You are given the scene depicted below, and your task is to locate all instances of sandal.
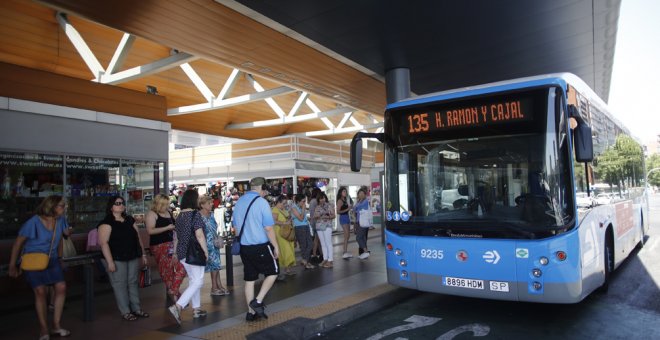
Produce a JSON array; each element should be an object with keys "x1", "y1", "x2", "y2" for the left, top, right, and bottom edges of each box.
[
  {"x1": 122, "y1": 313, "x2": 137, "y2": 321},
  {"x1": 51, "y1": 328, "x2": 71, "y2": 337},
  {"x1": 133, "y1": 310, "x2": 150, "y2": 318}
]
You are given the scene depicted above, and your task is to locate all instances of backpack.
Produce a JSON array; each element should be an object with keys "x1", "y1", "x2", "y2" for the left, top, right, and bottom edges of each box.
[{"x1": 86, "y1": 228, "x2": 100, "y2": 252}]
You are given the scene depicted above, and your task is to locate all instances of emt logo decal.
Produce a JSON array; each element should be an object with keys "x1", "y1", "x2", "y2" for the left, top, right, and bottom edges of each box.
[{"x1": 515, "y1": 248, "x2": 529, "y2": 258}]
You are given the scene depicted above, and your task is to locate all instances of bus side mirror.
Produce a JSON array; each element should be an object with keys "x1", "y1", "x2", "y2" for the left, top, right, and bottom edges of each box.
[
  {"x1": 568, "y1": 104, "x2": 593, "y2": 163},
  {"x1": 350, "y1": 134, "x2": 363, "y2": 172},
  {"x1": 574, "y1": 123, "x2": 593, "y2": 162},
  {"x1": 350, "y1": 132, "x2": 385, "y2": 172}
]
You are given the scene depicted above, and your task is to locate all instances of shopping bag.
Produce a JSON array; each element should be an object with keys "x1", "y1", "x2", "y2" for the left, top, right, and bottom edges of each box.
[
  {"x1": 62, "y1": 237, "x2": 77, "y2": 258},
  {"x1": 139, "y1": 266, "x2": 151, "y2": 288},
  {"x1": 359, "y1": 208, "x2": 373, "y2": 227}
]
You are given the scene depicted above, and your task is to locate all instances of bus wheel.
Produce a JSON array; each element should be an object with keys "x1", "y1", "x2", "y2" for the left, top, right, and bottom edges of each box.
[
  {"x1": 597, "y1": 231, "x2": 614, "y2": 293},
  {"x1": 636, "y1": 214, "x2": 645, "y2": 249}
]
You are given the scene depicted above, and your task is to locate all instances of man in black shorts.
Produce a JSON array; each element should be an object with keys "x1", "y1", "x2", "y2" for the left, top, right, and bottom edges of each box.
[{"x1": 232, "y1": 177, "x2": 280, "y2": 321}]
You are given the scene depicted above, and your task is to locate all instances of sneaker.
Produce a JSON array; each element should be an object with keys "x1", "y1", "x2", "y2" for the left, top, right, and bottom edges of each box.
[
  {"x1": 192, "y1": 309, "x2": 207, "y2": 318},
  {"x1": 359, "y1": 252, "x2": 370, "y2": 260},
  {"x1": 168, "y1": 305, "x2": 181, "y2": 325},
  {"x1": 245, "y1": 311, "x2": 260, "y2": 322},
  {"x1": 249, "y1": 299, "x2": 268, "y2": 319},
  {"x1": 276, "y1": 273, "x2": 286, "y2": 281},
  {"x1": 342, "y1": 252, "x2": 353, "y2": 259}
]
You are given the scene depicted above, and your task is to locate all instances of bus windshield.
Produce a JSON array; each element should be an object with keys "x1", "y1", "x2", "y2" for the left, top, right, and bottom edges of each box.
[{"x1": 384, "y1": 87, "x2": 574, "y2": 239}]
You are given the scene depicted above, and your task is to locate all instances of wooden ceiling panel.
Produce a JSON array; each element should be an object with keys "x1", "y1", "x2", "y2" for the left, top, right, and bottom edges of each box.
[{"x1": 1, "y1": 0, "x2": 383, "y2": 142}]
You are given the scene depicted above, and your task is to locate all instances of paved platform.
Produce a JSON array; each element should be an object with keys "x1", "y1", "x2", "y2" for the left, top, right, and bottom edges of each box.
[{"x1": 1, "y1": 228, "x2": 410, "y2": 339}]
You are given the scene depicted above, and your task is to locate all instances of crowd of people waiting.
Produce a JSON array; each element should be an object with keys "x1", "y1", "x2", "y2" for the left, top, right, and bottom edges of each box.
[{"x1": 7, "y1": 178, "x2": 374, "y2": 338}]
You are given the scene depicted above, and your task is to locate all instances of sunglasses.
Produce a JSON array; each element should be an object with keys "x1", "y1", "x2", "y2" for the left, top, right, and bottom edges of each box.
[{"x1": 113, "y1": 201, "x2": 125, "y2": 206}]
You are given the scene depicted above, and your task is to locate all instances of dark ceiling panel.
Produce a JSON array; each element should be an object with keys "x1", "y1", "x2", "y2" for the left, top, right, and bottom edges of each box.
[{"x1": 235, "y1": 0, "x2": 619, "y2": 101}]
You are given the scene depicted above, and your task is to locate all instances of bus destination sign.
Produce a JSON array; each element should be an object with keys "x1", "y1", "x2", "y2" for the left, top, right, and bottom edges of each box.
[{"x1": 402, "y1": 97, "x2": 533, "y2": 135}]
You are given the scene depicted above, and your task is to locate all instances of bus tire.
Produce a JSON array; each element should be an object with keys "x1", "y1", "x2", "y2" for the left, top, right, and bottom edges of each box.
[
  {"x1": 636, "y1": 213, "x2": 645, "y2": 249},
  {"x1": 597, "y1": 229, "x2": 614, "y2": 293}
]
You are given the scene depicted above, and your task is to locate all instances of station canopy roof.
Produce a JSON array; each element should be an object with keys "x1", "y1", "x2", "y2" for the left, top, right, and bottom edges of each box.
[{"x1": 1, "y1": 0, "x2": 620, "y2": 141}]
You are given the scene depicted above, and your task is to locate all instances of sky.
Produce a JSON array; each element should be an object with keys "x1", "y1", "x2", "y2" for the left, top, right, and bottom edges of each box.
[{"x1": 608, "y1": 0, "x2": 660, "y2": 143}]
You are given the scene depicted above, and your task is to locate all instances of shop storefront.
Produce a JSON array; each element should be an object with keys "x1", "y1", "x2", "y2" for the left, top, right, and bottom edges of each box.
[
  {"x1": 168, "y1": 136, "x2": 377, "y2": 232},
  {"x1": 0, "y1": 102, "x2": 169, "y2": 243}
]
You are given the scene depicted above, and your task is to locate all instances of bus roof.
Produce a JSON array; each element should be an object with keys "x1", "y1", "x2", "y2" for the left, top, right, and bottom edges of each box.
[
  {"x1": 388, "y1": 73, "x2": 586, "y2": 109},
  {"x1": 387, "y1": 73, "x2": 635, "y2": 141}
]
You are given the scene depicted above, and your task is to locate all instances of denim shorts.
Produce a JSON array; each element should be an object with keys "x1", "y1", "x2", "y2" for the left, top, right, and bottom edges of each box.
[
  {"x1": 339, "y1": 214, "x2": 350, "y2": 225},
  {"x1": 23, "y1": 257, "x2": 65, "y2": 288}
]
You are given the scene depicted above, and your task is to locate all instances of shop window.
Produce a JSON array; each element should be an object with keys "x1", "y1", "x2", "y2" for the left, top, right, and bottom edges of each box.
[
  {"x1": 121, "y1": 159, "x2": 160, "y2": 224},
  {"x1": 65, "y1": 156, "x2": 120, "y2": 234},
  {"x1": 0, "y1": 151, "x2": 63, "y2": 239}
]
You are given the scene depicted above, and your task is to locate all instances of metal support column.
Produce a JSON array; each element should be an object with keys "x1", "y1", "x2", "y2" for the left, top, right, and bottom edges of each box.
[
  {"x1": 385, "y1": 68, "x2": 411, "y2": 104},
  {"x1": 82, "y1": 263, "x2": 94, "y2": 321},
  {"x1": 225, "y1": 244, "x2": 234, "y2": 286}
]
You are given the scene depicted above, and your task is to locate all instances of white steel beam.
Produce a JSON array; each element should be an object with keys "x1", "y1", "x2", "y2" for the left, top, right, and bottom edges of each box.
[
  {"x1": 292, "y1": 122, "x2": 384, "y2": 137},
  {"x1": 246, "y1": 74, "x2": 286, "y2": 118},
  {"x1": 287, "y1": 92, "x2": 309, "y2": 118},
  {"x1": 99, "y1": 52, "x2": 197, "y2": 85},
  {"x1": 306, "y1": 99, "x2": 335, "y2": 129},
  {"x1": 218, "y1": 69, "x2": 241, "y2": 100},
  {"x1": 180, "y1": 63, "x2": 215, "y2": 102},
  {"x1": 336, "y1": 111, "x2": 354, "y2": 129},
  {"x1": 106, "y1": 33, "x2": 135, "y2": 74},
  {"x1": 225, "y1": 106, "x2": 353, "y2": 130},
  {"x1": 55, "y1": 12, "x2": 105, "y2": 79},
  {"x1": 167, "y1": 86, "x2": 296, "y2": 116}
]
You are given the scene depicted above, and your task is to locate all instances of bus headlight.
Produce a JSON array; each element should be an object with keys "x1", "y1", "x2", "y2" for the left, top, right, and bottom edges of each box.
[
  {"x1": 532, "y1": 268, "x2": 542, "y2": 277},
  {"x1": 400, "y1": 259, "x2": 407, "y2": 267},
  {"x1": 401, "y1": 270, "x2": 408, "y2": 278},
  {"x1": 539, "y1": 257, "x2": 549, "y2": 266},
  {"x1": 395, "y1": 249, "x2": 402, "y2": 256},
  {"x1": 532, "y1": 282, "x2": 542, "y2": 290}
]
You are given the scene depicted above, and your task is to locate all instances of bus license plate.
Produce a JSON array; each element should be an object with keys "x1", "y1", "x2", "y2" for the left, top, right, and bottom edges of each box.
[
  {"x1": 489, "y1": 281, "x2": 509, "y2": 292},
  {"x1": 443, "y1": 276, "x2": 484, "y2": 290}
]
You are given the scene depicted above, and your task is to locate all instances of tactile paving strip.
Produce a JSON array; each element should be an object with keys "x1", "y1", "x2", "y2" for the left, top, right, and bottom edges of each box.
[{"x1": 200, "y1": 283, "x2": 396, "y2": 339}]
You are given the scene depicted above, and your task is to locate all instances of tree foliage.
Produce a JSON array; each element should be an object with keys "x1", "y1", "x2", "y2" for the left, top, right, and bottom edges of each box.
[
  {"x1": 593, "y1": 134, "x2": 644, "y2": 189},
  {"x1": 647, "y1": 153, "x2": 660, "y2": 187}
]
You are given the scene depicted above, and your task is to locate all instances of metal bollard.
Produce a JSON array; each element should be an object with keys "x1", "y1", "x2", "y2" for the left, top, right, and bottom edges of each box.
[
  {"x1": 225, "y1": 239, "x2": 234, "y2": 286},
  {"x1": 83, "y1": 262, "x2": 94, "y2": 321}
]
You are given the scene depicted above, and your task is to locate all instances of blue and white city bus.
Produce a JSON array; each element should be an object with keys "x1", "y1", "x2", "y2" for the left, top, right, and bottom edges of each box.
[{"x1": 351, "y1": 74, "x2": 648, "y2": 303}]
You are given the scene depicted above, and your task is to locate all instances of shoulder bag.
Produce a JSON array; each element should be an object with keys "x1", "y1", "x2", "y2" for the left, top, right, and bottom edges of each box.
[
  {"x1": 185, "y1": 211, "x2": 207, "y2": 266},
  {"x1": 276, "y1": 208, "x2": 296, "y2": 242},
  {"x1": 21, "y1": 220, "x2": 58, "y2": 271},
  {"x1": 231, "y1": 196, "x2": 259, "y2": 255}
]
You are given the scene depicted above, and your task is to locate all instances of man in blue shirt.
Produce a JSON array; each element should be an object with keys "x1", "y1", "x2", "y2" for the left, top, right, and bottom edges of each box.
[{"x1": 232, "y1": 177, "x2": 279, "y2": 321}]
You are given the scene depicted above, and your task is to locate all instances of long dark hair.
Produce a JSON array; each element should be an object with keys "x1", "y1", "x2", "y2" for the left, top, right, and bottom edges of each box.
[
  {"x1": 337, "y1": 186, "x2": 353, "y2": 204},
  {"x1": 311, "y1": 188, "x2": 322, "y2": 200},
  {"x1": 105, "y1": 195, "x2": 127, "y2": 219},
  {"x1": 180, "y1": 189, "x2": 199, "y2": 210}
]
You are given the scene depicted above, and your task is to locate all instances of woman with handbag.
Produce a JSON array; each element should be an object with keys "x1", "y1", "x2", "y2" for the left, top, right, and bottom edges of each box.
[
  {"x1": 272, "y1": 195, "x2": 296, "y2": 279},
  {"x1": 98, "y1": 196, "x2": 150, "y2": 321},
  {"x1": 8, "y1": 195, "x2": 70, "y2": 340},
  {"x1": 314, "y1": 193, "x2": 336, "y2": 268},
  {"x1": 168, "y1": 189, "x2": 209, "y2": 324},
  {"x1": 353, "y1": 187, "x2": 372, "y2": 259},
  {"x1": 145, "y1": 194, "x2": 187, "y2": 303},
  {"x1": 198, "y1": 194, "x2": 229, "y2": 296}
]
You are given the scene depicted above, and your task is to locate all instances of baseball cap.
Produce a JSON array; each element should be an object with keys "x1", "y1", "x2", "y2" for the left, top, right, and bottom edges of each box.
[{"x1": 249, "y1": 177, "x2": 266, "y2": 187}]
